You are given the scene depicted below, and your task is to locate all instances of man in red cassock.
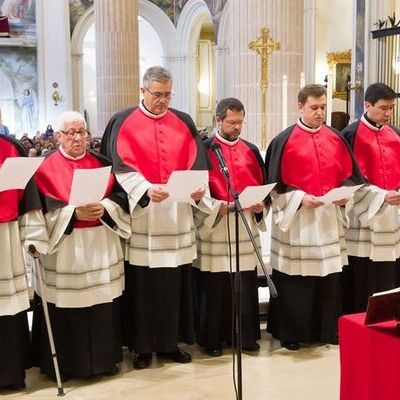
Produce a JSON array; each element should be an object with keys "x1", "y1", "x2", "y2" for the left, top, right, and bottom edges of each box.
[
  {"x1": 32, "y1": 111, "x2": 129, "y2": 380},
  {"x1": 0, "y1": 135, "x2": 47, "y2": 390},
  {"x1": 265, "y1": 84, "x2": 364, "y2": 350},
  {"x1": 193, "y1": 97, "x2": 267, "y2": 356},
  {"x1": 101, "y1": 66, "x2": 211, "y2": 369},
  {"x1": 341, "y1": 82, "x2": 400, "y2": 313}
]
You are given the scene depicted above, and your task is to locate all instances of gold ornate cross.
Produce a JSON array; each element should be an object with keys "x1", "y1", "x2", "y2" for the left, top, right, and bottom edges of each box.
[{"x1": 249, "y1": 28, "x2": 280, "y2": 149}]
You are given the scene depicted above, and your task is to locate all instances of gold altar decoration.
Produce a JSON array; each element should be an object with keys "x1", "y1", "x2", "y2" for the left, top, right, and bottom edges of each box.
[
  {"x1": 249, "y1": 27, "x2": 280, "y2": 149},
  {"x1": 327, "y1": 50, "x2": 352, "y2": 100}
]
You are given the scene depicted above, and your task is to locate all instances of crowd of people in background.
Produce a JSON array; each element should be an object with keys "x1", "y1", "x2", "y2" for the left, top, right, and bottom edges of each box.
[{"x1": 11, "y1": 125, "x2": 102, "y2": 157}]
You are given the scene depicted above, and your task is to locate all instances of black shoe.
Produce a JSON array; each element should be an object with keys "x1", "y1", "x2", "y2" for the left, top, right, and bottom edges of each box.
[
  {"x1": 242, "y1": 343, "x2": 260, "y2": 352},
  {"x1": 133, "y1": 353, "x2": 152, "y2": 369},
  {"x1": 281, "y1": 340, "x2": 300, "y2": 351},
  {"x1": 104, "y1": 365, "x2": 119, "y2": 376},
  {"x1": 159, "y1": 347, "x2": 192, "y2": 363},
  {"x1": 206, "y1": 347, "x2": 223, "y2": 357}
]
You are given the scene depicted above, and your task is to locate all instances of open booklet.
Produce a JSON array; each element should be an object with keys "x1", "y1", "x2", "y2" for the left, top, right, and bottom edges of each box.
[{"x1": 364, "y1": 286, "x2": 400, "y2": 326}]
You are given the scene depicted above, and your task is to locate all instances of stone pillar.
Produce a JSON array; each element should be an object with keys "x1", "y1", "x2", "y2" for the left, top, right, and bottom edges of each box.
[
  {"x1": 228, "y1": 0, "x2": 304, "y2": 147},
  {"x1": 95, "y1": 0, "x2": 139, "y2": 134}
]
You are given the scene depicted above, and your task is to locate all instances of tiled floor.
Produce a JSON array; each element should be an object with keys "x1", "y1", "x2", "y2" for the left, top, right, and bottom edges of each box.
[{"x1": 1, "y1": 330, "x2": 340, "y2": 400}]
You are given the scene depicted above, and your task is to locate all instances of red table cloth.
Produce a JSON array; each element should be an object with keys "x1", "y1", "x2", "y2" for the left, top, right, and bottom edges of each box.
[{"x1": 339, "y1": 313, "x2": 400, "y2": 400}]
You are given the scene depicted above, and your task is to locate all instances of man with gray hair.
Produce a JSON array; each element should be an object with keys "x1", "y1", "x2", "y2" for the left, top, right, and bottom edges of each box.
[{"x1": 101, "y1": 66, "x2": 211, "y2": 369}]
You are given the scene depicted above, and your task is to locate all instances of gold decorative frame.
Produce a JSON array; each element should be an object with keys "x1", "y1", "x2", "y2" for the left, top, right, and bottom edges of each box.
[{"x1": 327, "y1": 50, "x2": 351, "y2": 100}]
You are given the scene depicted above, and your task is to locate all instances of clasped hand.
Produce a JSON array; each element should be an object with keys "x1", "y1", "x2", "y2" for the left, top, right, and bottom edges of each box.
[{"x1": 75, "y1": 203, "x2": 105, "y2": 221}]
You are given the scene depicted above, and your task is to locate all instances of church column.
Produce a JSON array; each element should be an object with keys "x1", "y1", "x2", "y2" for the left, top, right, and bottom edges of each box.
[
  {"x1": 213, "y1": 45, "x2": 229, "y2": 101},
  {"x1": 95, "y1": 0, "x2": 139, "y2": 134},
  {"x1": 228, "y1": 0, "x2": 303, "y2": 147}
]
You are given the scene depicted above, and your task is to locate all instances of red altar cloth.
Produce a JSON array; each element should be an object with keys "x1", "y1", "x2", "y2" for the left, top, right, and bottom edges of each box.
[{"x1": 339, "y1": 313, "x2": 400, "y2": 400}]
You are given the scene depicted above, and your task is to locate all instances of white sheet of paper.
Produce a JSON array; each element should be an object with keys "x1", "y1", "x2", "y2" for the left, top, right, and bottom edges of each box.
[
  {"x1": 0, "y1": 157, "x2": 43, "y2": 192},
  {"x1": 239, "y1": 183, "x2": 276, "y2": 208},
  {"x1": 164, "y1": 170, "x2": 209, "y2": 202},
  {"x1": 316, "y1": 184, "x2": 364, "y2": 204},
  {"x1": 69, "y1": 166, "x2": 112, "y2": 207}
]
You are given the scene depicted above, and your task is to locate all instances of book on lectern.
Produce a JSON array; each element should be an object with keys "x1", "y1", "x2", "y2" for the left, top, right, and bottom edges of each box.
[{"x1": 364, "y1": 287, "x2": 400, "y2": 325}]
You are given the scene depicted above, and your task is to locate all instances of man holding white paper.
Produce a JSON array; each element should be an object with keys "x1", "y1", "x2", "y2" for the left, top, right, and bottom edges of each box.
[
  {"x1": 193, "y1": 98, "x2": 268, "y2": 356},
  {"x1": 101, "y1": 66, "x2": 211, "y2": 369},
  {"x1": 32, "y1": 111, "x2": 130, "y2": 380},
  {"x1": 265, "y1": 84, "x2": 364, "y2": 350},
  {"x1": 341, "y1": 83, "x2": 400, "y2": 313},
  {"x1": 0, "y1": 135, "x2": 48, "y2": 390}
]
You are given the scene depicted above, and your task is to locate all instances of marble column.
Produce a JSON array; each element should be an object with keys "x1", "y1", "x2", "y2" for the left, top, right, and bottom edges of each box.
[
  {"x1": 227, "y1": 0, "x2": 304, "y2": 147},
  {"x1": 95, "y1": 0, "x2": 139, "y2": 134}
]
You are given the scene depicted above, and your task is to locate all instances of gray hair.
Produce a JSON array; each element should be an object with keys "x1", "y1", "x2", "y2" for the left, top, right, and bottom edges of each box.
[
  {"x1": 56, "y1": 111, "x2": 86, "y2": 131},
  {"x1": 142, "y1": 66, "x2": 172, "y2": 88}
]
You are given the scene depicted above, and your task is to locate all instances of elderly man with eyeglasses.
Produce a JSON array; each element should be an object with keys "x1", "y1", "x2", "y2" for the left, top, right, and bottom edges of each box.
[
  {"x1": 32, "y1": 111, "x2": 130, "y2": 380},
  {"x1": 101, "y1": 66, "x2": 211, "y2": 369}
]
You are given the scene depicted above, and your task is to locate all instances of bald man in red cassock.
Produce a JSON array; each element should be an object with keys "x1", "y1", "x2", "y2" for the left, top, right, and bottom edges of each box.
[{"x1": 265, "y1": 84, "x2": 364, "y2": 350}]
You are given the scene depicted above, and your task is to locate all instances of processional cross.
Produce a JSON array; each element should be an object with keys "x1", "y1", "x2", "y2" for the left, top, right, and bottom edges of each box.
[{"x1": 248, "y1": 28, "x2": 280, "y2": 149}]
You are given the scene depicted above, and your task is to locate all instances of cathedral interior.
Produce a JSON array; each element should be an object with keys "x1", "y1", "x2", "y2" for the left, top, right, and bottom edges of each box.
[{"x1": 1, "y1": 0, "x2": 400, "y2": 399}]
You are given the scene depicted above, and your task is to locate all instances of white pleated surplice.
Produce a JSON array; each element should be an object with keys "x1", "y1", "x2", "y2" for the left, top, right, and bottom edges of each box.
[
  {"x1": 1, "y1": 210, "x2": 48, "y2": 316},
  {"x1": 35, "y1": 204, "x2": 128, "y2": 308},
  {"x1": 270, "y1": 189, "x2": 351, "y2": 277},
  {"x1": 194, "y1": 199, "x2": 268, "y2": 272},
  {"x1": 345, "y1": 185, "x2": 400, "y2": 261},
  {"x1": 117, "y1": 171, "x2": 213, "y2": 268}
]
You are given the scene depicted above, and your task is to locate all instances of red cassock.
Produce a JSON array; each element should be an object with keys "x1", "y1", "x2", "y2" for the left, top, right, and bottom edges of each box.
[
  {"x1": 35, "y1": 150, "x2": 115, "y2": 228},
  {"x1": 281, "y1": 124, "x2": 353, "y2": 196},
  {"x1": 0, "y1": 136, "x2": 25, "y2": 222},
  {"x1": 208, "y1": 136, "x2": 265, "y2": 202},
  {"x1": 353, "y1": 122, "x2": 400, "y2": 190},
  {"x1": 117, "y1": 108, "x2": 198, "y2": 184}
]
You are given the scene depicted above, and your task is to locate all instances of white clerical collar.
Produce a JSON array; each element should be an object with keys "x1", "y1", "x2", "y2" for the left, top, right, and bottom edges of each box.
[
  {"x1": 215, "y1": 131, "x2": 240, "y2": 146},
  {"x1": 139, "y1": 101, "x2": 168, "y2": 119},
  {"x1": 59, "y1": 145, "x2": 86, "y2": 160},
  {"x1": 297, "y1": 118, "x2": 322, "y2": 133},
  {"x1": 361, "y1": 113, "x2": 384, "y2": 132}
]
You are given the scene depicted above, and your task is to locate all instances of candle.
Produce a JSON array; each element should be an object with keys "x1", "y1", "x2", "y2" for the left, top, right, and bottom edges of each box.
[
  {"x1": 282, "y1": 74, "x2": 288, "y2": 129},
  {"x1": 300, "y1": 72, "x2": 305, "y2": 88},
  {"x1": 326, "y1": 70, "x2": 333, "y2": 125}
]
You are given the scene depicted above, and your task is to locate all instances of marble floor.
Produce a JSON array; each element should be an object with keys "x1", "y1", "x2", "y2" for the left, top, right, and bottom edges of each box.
[{"x1": 1, "y1": 329, "x2": 340, "y2": 400}]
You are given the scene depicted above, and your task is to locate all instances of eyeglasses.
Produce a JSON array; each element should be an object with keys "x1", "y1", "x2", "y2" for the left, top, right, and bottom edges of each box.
[
  {"x1": 60, "y1": 129, "x2": 89, "y2": 138},
  {"x1": 224, "y1": 120, "x2": 245, "y2": 128},
  {"x1": 144, "y1": 88, "x2": 174, "y2": 100}
]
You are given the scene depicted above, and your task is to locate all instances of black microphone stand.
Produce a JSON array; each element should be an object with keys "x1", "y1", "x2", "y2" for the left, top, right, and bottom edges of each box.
[{"x1": 217, "y1": 161, "x2": 277, "y2": 400}]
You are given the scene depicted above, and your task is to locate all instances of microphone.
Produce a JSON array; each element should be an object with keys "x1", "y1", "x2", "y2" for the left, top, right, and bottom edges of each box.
[{"x1": 210, "y1": 141, "x2": 229, "y2": 176}]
